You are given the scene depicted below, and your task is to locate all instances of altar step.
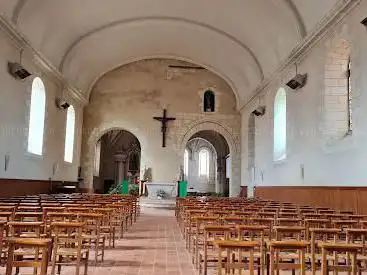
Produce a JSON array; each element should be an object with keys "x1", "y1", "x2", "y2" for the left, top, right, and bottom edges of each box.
[{"x1": 140, "y1": 197, "x2": 176, "y2": 210}]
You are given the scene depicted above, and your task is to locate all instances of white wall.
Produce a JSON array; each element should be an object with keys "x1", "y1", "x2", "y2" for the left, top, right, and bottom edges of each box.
[
  {"x1": 0, "y1": 31, "x2": 83, "y2": 182},
  {"x1": 241, "y1": 3, "x2": 367, "y2": 193}
]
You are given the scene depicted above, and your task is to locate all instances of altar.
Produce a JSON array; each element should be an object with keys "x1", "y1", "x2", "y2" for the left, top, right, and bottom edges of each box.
[{"x1": 145, "y1": 182, "x2": 178, "y2": 199}]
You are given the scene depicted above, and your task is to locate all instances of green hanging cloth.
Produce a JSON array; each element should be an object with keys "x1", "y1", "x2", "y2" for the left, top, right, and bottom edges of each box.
[
  {"x1": 120, "y1": 180, "x2": 129, "y2": 195},
  {"x1": 179, "y1": 181, "x2": 188, "y2": 197}
]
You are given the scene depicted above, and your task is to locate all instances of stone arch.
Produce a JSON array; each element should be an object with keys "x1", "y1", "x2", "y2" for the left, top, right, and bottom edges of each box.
[
  {"x1": 177, "y1": 119, "x2": 240, "y2": 197},
  {"x1": 324, "y1": 39, "x2": 351, "y2": 141},
  {"x1": 80, "y1": 122, "x2": 147, "y2": 192}
]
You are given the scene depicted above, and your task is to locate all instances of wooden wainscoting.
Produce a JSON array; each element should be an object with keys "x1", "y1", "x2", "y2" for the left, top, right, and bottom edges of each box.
[
  {"x1": 0, "y1": 179, "x2": 52, "y2": 197},
  {"x1": 254, "y1": 186, "x2": 367, "y2": 214},
  {"x1": 0, "y1": 179, "x2": 80, "y2": 197},
  {"x1": 239, "y1": 186, "x2": 248, "y2": 198}
]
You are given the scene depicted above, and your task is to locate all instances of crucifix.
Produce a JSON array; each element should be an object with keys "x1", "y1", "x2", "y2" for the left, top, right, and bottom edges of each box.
[{"x1": 153, "y1": 109, "x2": 176, "y2": 147}]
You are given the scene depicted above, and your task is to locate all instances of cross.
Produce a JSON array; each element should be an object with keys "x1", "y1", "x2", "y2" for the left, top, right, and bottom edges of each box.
[{"x1": 153, "y1": 109, "x2": 176, "y2": 148}]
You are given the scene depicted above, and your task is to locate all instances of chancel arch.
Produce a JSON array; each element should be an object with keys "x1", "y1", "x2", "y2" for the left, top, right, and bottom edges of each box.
[
  {"x1": 93, "y1": 129, "x2": 141, "y2": 193},
  {"x1": 81, "y1": 124, "x2": 147, "y2": 193}
]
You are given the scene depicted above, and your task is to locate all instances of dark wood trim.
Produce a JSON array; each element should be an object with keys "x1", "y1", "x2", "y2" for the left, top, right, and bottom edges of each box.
[
  {"x1": 0, "y1": 178, "x2": 79, "y2": 197},
  {"x1": 0, "y1": 178, "x2": 52, "y2": 183},
  {"x1": 254, "y1": 186, "x2": 367, "y2": 214},
  {"x1": 239, "y1": 186, "x2": 248, "y2": 198},
  {"x1": 255, "y1": 186, "x2": 367, "y2": 190}
]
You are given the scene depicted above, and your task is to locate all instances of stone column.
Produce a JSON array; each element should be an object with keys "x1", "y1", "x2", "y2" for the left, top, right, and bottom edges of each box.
[
  {"x1": 114, "y1": 153, "x2": 128, "y2": 185},
  {"x1": 216, "y1": 157, "x2": 227, "y2": 194},
  {"x1": 216, "y1": 160, "x2": 222, "y2": 194}
]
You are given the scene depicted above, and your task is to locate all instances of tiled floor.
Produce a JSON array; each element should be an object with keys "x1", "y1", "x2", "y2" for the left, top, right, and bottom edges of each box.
[{"x1": 1, "y1": 207, "x2": 197, "y2": 275}]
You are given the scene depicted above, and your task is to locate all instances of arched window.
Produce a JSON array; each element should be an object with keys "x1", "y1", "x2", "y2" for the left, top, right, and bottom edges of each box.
[
  {"x1": 94, "y1": 140, "x2": 101, "y2": 176},
  {"x1": 273, "y1": 88, "x2": 287, "y2": 161},
  {"x1": 324, "y1": 39, "x2": 351, "y2": 140},
  {"x1": 199, "y1": 149, "x2": 210, "y2": 176},
  {"x1": 184, "y1": 149, "x2": 189, "y2": 176},
  {"x1": 27, "y1": 77, "x2": 46, "y2": 155},
  {"x1": 347, "y1": 58, "x2": 352, "y2": 132},
  {"x1": 64, "y1": 105, "x2": 75, "y2": 163},
  {"x1": 203, "y1": 90, "x2": 215, "y2": 112}
]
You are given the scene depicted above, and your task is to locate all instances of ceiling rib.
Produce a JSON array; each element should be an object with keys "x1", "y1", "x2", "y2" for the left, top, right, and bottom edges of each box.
[
  {"x1": 283, "y1": 0, "x2": 307, "y2": 38},
  {"x1": 11, "y1": 0, "x2": 26, "y2": 23}
]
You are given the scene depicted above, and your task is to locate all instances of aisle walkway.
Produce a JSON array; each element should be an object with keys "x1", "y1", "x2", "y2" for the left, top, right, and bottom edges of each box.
[{"x1": 92, "y1": 207, "x2": 197, "y2": 275}]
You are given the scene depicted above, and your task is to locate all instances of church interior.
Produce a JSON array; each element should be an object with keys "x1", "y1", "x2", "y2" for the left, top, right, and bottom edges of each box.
[{"x1": 1, "y1": 0, "x2": 367, "y2": 274}]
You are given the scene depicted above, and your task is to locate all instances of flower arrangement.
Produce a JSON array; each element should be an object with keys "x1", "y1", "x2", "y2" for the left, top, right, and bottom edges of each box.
[{"x1": 156, "y1": 189, "x2": 168, "y2": 199}]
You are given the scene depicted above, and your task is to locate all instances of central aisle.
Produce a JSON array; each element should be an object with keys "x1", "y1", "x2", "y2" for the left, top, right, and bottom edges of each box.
[{"x1": 93, "y1": 207, "x2": 197, "y2": 275}]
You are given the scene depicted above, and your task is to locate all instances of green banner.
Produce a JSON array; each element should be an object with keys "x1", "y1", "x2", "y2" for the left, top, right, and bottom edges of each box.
[
  {"x1": 120, "y1": 180, "x2": 129, "y2": 194},
  {"x1": 179, "y1": 181, "x2": 188, "y2": 197}
]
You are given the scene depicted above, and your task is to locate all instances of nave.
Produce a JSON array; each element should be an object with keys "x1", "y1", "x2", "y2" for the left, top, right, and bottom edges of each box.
[{"x1": 0, "y1": 195, "x2": 196, "y2": 275}]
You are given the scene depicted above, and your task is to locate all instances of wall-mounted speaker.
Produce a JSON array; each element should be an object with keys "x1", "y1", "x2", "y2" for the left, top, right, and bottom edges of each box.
[
  {"x1": 361, "y1": 17, "x2": 367, "y2": 26},
  {"x1": 7, "y1": 62, "x2": 31, "y2": 80},
  {"x1": 55, "y1": 98, "x2": 70, "y2": 110},
  {"x1": 286, "y1": 73, "x2": 308, "y2": 90},
  {"x1": 252, "y1": 106, "x2": 266, "y2": 116}
]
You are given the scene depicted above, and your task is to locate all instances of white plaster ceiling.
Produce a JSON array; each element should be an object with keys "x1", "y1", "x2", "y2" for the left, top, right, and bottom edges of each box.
[{"x1": 0, "y1": 0, "x2": 340, "y2": 106}]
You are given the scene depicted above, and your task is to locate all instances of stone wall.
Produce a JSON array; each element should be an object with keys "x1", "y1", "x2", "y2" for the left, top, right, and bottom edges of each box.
[
  {"x1": 81, "y1": 59, "x2": 241, "y2": 196},
  {"x1": 240, "y1": 3, "x2": 367, "y2": 194}
]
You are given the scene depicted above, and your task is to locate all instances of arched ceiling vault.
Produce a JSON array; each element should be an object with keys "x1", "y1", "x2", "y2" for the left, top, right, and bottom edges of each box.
[
  {"x1": 58, "y1": 16, "x2": 265, "y2": 78},
  {"x1": 2, "y1": 0, "x2": 341, "y2": 107}
]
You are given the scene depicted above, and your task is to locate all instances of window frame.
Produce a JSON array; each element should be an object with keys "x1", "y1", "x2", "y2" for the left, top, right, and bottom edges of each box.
[
  {"x1": 64, "y1": 105, "x2": 76, "y2": 163},
  {"x1": 273, "y1": 87, "x2": 287, "y2": 162},
  {"x1": 203, "y1": 90, "x2": 215, "y2": 113},
  {"x1": 347, "y1": 57, "x2": 352, "y2": 133},
  {"x1": 198, "y1": 148, "x2": 210, "y2": 177},
  {"x1": 184, "y1": 149, "x2": 189, "y2": 176},
  {"x1": 27, "y1": 77, "x2": 46, "y2": 156}
]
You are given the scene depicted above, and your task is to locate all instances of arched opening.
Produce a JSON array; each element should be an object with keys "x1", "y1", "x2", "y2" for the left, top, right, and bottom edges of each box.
[
  {"x1": 184, "y1": 130, "x2": 230, "y2": 197},
  {"x1": 93, "y1": 129, "x2": 141, "y2": 194}
]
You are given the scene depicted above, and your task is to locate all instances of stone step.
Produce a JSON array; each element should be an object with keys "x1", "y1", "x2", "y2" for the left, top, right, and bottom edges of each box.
[{"x1": 140, "y1": 198, "x2": 176, "y2": 210}]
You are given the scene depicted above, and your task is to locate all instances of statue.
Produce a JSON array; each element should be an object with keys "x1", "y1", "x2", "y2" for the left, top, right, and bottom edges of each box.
[
  {"x1": 176, "y1": 164, "x2": 184, "y2": 182},
  {"x1": 143, "y1": 167, "x2": 152, "y2": 182}
]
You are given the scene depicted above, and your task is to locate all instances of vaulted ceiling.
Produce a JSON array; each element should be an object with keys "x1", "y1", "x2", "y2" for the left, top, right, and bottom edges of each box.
[{"x1": 0, "y1": 0, "x2": 342, "y2": 106}]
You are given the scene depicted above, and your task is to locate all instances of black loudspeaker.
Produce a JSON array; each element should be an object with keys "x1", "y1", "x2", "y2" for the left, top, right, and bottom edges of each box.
[
  {"x1": 361, "y1": 17, "x2": 367, "y2": 26},
  {"x1": 252, "y1": 106, "x2": 266, "y2": 116},
  {"x1": 7, "y1": 62, "x2": 31, "y2": 80},
  {"x1": 286, "y1": 74, "x2": 308, "y2": 90},
  {"x1": 56, "y1": 98, "x2": 70, "y2": 110}
]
